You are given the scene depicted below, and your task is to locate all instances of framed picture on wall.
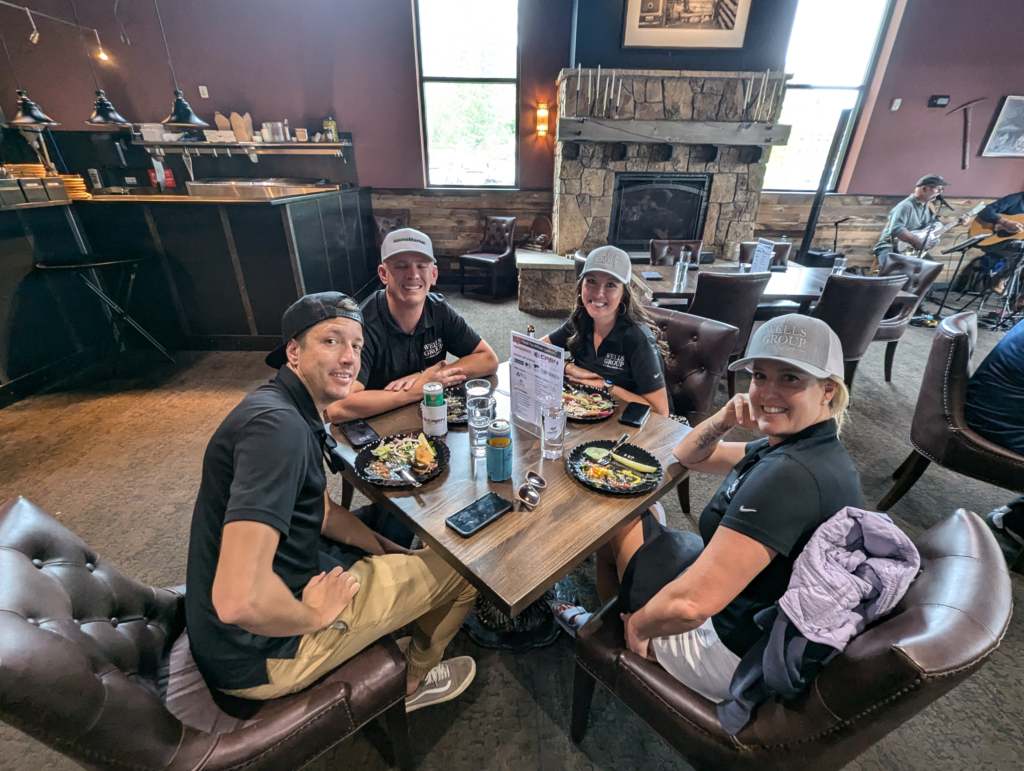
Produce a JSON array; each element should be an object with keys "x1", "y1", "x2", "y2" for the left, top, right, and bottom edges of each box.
[
  {"x1": 983, "y1": 96, "x2": 1024, "y2": 157},
  {"x1": 622, "y1": 0, "x2": 752, "y2": 49}
]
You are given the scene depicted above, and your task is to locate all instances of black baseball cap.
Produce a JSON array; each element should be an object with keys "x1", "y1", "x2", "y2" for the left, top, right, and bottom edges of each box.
[
  {"x1": 916, "y1": 174, "x2": 950, "y2": 187},
  {"x1": 265, "y1": 292, "x2": 363, "y2": 368}
]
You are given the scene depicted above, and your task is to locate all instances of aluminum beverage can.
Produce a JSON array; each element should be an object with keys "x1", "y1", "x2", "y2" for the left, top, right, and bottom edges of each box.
[
  {"x1": 486, "y1": 419, "x2": 513, "y2": 481},
  {"x1": 422, "y1": 382, "x2": 447, "y2": 437}
]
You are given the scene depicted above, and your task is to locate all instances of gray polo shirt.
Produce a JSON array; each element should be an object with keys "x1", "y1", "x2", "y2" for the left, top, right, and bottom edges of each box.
[{"x1": 874, "y1": 195, "x2": 935, "y2": 257}]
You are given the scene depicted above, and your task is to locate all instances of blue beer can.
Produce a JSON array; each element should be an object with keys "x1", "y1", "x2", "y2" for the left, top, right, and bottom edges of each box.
[{"x1": 485, "y1": 419, "x2": 513, "y2": 482}]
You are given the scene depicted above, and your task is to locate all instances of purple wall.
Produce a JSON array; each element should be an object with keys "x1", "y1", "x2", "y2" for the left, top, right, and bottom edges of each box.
[
  {"x1": 845, "y1": 0, "x2": 1024, "y2": 197},
  {"x1": 0, "y1": 0, "x2": 571, "y2": 190}
]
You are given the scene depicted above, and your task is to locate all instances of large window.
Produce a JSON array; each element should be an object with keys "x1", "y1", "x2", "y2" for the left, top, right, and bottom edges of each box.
[
  {"x1": 763, "y1": 0, "x2": 892, "y2": 191},
  {"x1": 415, "y1": 0, "x2": 519, "y2": 187}
]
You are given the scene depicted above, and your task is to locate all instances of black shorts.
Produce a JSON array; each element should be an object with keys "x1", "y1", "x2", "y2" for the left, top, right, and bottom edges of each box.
[{"x1": 619, "y1": 512, "x2": 704, "y2": 613}]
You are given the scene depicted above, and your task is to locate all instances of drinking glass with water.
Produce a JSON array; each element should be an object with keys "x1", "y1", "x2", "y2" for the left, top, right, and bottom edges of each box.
[
  {"x1": 831, "y1": 257, "x2": 848, "y2": 275},
  {"x1": 540, "y1": 395, "x2": 567, "y2": 460},
  {"x1": 465, "y1": 379, "x2": 492, "y2": 399},
  {"x1": 467, "y1": 396, "x2": 496, "y2": 457}
]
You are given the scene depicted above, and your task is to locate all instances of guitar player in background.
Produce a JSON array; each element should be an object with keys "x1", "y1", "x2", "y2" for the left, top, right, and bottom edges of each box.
[
  {"x1": 960, "y1": 191, "x2": 1024, "y2": 296},
  {"x1": 873, "y1": 174, "x2": 971, "y2": 261}
]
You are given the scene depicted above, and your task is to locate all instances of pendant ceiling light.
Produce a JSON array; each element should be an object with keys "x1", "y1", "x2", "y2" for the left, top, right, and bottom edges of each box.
[
  {"x1": 152, "y1": 0, "x2": 207, "y2": 128},
  {"x1": 1, "y1": 32, "x2": 59, "y2": 129},
  {"x1": 66, "y1": 0, "x2": 130, "y2": 125}
]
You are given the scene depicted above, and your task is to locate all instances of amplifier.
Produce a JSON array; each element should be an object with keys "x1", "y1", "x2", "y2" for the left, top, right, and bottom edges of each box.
[{"x1": 796, "y1": 249, "x2": 842, "y2": 269}]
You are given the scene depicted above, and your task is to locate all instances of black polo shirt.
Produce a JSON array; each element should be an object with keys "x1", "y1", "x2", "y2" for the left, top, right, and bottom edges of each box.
[
  {"x1": 185, "y1": 366, "x2": 331, "y2": 691},
  {"x1": 357, "y1": 290, "x2": 483, "y2": 390},
  {"x1": 547, "y1": 315, "x2": 666, "y2": 395},
  {"x1": 698, "y1": 419, "x2": 864, "y2": 656}
]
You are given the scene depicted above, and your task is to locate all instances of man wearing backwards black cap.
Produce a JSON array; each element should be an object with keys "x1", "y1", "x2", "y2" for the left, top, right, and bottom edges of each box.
[
  {"x1": 873, "y1": 174, "x2": 969, "y2": 259},
  {"x1": 326, "y1": 228, "x2": 499, "y2": 423},
  {"x1": 186, "y1": 292, "x2": 478, "y2": 710}
]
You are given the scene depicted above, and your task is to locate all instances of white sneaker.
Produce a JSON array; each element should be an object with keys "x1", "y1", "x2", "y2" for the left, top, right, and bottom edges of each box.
[{"x1": 405, "y1": 657, "x2": 476, "y2": 713}]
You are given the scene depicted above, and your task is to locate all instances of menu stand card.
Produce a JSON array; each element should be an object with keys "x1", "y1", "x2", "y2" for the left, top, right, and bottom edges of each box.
[
  {"x1": 750, "y1": 238, "x2": 775, "y2": 273},
  {"x1": 509, "y1": 332, "x2": 565, "y2": 438}
]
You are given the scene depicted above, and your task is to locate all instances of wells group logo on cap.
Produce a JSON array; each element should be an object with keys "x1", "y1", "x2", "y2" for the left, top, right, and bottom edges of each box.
[
  {"x1": 592, "y1": 251, "x2": 618, "y2": 267},
  {"x1": 759, "y1": 322, "x2": 809, "y2": 354}
]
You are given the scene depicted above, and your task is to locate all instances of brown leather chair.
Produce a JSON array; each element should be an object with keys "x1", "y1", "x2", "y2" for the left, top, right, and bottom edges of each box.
[
  {"x1": 810, "y1": 274, "x2": 907, "y2": 390},
  {"x1": 689, "y1": 272, "x2": 772, "y2": 397},
  {"x1": 650, "y1": 239, "x2": 704, "y2": 267},
  {"x1": 738, "y1": 240, "x2": 792, "y2": 268},
  {"x1": 646, "y1": 307, "x2": 738, "y2": 518},
  {"x1": 873, "y1": 252, "x2": 944, "y2": 381},
  {"x1": 878, "y1": 312, "x2": 1024, "y2": 517},
  {"x1": 574, "y1": 249, "x2": 587, "y2": 280},
  {"x1": 571, "y1": 508, "x2": 1012, "y2": 771},
  {"x1": 459, "y1": 215, "x2": 516, "y2": 298},
  {"x1": 0, "y1": 496, "x2": 413, "y2": 771},
  {"x1": 373, "y1": 211, "x2": 411, "y2": 250}
]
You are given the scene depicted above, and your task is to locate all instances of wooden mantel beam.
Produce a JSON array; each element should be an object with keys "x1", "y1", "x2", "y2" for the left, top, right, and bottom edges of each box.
[{"x1": 556, "y1": 117, "x2": 791, "y2": 147}]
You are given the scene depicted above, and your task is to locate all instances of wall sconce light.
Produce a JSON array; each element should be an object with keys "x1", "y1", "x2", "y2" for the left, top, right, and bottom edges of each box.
[{"x1": 536, "y1": 101, "x2": 549, "y2": 137}]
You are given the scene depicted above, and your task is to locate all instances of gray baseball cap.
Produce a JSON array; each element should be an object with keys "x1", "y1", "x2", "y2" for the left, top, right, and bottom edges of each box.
[
  {"x1": 729, "y1": 314, "x2": 844, "y2": 379},
  {"x1": 581, "y1": 245, "x2": 632, "y2": 284}
]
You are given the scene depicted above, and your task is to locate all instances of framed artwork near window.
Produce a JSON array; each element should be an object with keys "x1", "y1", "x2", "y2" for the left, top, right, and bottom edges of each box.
[
  {"x1": 982, "y1": 96, "x2": 1024, "y2": 157},
  {"x1": 622, "y1": 0, "x2": 752, "y2": 49}
]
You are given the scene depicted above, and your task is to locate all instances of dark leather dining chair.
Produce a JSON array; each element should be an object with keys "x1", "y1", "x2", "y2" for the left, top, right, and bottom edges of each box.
[
  {"x1": 650, "y1": 239, "x2": 704, "y2": 266},
  {"x1": 878, "y1": 313, "x2": 1024, "y2": 529},
  {"x1": 873, "y1": 252, "x2": 944, "y2": 381},
  {"x1": 459, "y1": 215, "x2": 516, "y2": 298},
  {"x1": 689, "y1": 271, "x2": 771, "y2": 397},
  {"x1": 571, "y1": 508, "x2": 1012, "y2": 771},
  {"x1": 738, "y1": 240, "x2": 792, "y2": 268},
  {"x1": 574, "y1": 249, "x2": 587, "y2": 280},
  {"x1": 810, "y1": 273, "x2": 907, "y2": 390},
  {"x1": 373, "y1": 211, "x2": 411, "y2": 250},
  {"x1": 0, "y1": 496, "x2": 413, "y2": 771},
  {"x1": 646, "y1": 307, "x2": 738, "y2": 518}
]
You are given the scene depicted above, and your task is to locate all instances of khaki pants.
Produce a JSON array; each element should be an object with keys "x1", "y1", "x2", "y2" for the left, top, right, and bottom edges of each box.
[{"x1": 223, "y1": 548, "x2": 477, "y2": 701}]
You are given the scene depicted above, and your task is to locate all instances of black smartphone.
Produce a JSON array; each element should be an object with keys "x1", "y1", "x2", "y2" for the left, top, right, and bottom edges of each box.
[
  {"x1": 445, "y1": 492, "x2": 514, "y2": 538},
  {"x1": 619, "y1": 402, "x2": 652, "y2": 428},
  {"x1": 336, "y1": 419, "x2": 380, "y2": 448}
]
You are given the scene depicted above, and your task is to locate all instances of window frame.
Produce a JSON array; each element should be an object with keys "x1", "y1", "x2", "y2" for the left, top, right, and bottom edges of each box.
[
  {"x1": 412, "y1": 0, "x2": 522, "y2": 190},
  {"x1": 763, "y1": 0, "x2": 897, "y2": 193}
]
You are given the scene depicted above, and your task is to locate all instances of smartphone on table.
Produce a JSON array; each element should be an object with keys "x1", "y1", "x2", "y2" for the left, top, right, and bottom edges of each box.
[
  {"x1": 445, "y1": 492, "x2": 514, "y2": 537},
  {"x1": 619, "y1": 402, "x2": 652, "y2": 428},
  {"x1": 336, "y1": 419, "x2": 380, "y2": 448}
]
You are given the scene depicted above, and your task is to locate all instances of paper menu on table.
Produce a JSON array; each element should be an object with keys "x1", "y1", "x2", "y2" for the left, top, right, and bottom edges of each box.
[
  {"x1": 509, "y1": 332, "x2": 565, "y2": 438},
  {"x1": 750, "y1": 238, "x2": 775, "y2": 273}
]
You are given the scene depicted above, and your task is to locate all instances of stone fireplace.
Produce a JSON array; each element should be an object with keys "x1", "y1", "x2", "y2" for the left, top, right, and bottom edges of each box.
[{"x1": 552, "y1": 69, "x2": 788, "y2": 261}]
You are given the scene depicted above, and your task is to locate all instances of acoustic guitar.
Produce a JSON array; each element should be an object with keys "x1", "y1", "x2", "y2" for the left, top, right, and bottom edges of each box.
[
  {"x1": 895, "y1": 201, "x2": 986, "y2": 253},
  {"x1": 967, "y1": 211, "x2": 1024, "y2": 247}
]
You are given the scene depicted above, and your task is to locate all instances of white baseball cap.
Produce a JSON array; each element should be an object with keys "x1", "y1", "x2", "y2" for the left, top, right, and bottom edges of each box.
[
  {"x1": 381, "y1": 227, "x2": 435, "y2": 263},
  {"x1": 581, "y1": 245, "x2": 632, "y2": 285},
  {"x1": 729, "y1": 314, "x2": 845, "y2": 380}
]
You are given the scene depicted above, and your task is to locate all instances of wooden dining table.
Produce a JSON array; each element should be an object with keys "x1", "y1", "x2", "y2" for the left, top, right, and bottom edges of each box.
[
  {"x1": 330, "y1": 364, "x2": 692, "y2": 617},
  {"x1": 632, "y1": 262, "x2": 916, "y2": 312}
]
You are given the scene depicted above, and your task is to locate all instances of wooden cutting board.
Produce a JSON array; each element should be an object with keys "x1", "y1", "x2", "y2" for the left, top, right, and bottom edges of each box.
[
  {"x1": 242, "y1": 112, "x2": 253, "y2": 141},
  {"x1": 214, "y1": 111, "x2": 231, "y2": 131},
  {"x1": 230, "y1": 112, "x2": 247, "y2": 142}
]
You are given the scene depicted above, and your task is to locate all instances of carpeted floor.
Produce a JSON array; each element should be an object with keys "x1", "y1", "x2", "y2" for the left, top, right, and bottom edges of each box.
[{"x1": 1, "y1": 292, "x2": 1021, "y2": 771}]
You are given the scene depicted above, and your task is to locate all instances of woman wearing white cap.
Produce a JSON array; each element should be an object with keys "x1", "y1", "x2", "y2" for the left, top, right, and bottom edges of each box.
[
  {"x1": 587, "y1": 315, "x2": 864, "y2": 702},
  {"x1": 541, "y1": 246, "x2": 670, "y2": 417}
]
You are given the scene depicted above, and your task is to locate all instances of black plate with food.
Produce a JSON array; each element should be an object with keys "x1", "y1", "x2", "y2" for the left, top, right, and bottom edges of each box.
[
  {"x1": 354, "y1": 432, "x2": 451, "y2": 488},
  {"x1": 563, "y1": 382, "x2": 617, "y2": 422},
  {"x1": 566, "y1": 440, "x2": 663, "y2": 495}
]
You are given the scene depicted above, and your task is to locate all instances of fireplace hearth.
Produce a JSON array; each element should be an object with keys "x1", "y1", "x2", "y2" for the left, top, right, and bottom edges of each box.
[{"x1": 609, "y1": 173, "x2": 710, "y2": 251}]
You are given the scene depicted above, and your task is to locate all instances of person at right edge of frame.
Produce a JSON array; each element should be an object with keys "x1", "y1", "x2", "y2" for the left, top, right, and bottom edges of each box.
[{"x1": 185, "y1": 291, "x2": 477, "y2": 712}]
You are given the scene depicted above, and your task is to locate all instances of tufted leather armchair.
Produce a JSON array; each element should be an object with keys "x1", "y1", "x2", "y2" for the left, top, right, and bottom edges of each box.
[
  {"x1": 688, "y1": 271, "x2": 771, "y2": 397},
  {"x1": 878, "y1": 313, "x2": 1024, "y2": 524},
  {"x1": 373, "y1": 211, "x2": 411, "y2": 250},
  {"x1": 645, "y1": 307, "x2": 738, "y2": 518},
  {"x1": 872, "y1": 252, "x2": 944, "y2": 382},
  {"x1": 650, "y1": 240, "x2": 704, "y2": 267},
  {"x1": 459, "y1": 215, "x2": 516, "y2": 297},
  {"x1": 0, "y1": 496, "x2": 413, "y2": 771},
  {"x1": 738, "y1": 240, "x2": 792, "y2": 268},
  {"x1": 574, "y1": 249, "x2": 587, "y2": 280},
  {"x1": 810, "y1": 273, "x2": 907, "y2": 391},
  {"x1": 570, "y1": 508, "x2": 1011, "y2": 770}
]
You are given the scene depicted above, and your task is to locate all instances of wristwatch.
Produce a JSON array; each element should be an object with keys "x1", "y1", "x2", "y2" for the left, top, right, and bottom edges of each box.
[{"x1": 603, "y1": 379, "x2": 614, "y2": 391}]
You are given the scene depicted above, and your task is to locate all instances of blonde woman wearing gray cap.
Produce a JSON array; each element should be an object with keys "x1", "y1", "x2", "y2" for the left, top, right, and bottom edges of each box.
[
  {"x1": 541, "y1": 246, "x2": 670, "y2": 417},
  {"x1": 593, "y1": 314, "x2": 864, "y2": 702}
]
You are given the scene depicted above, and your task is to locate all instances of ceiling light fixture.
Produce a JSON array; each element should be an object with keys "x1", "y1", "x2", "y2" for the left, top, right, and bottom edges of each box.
[
  {"x1": 152, "y1": 0, "x2": 207, "y2": 127},
  {"x1": 94, "y1": 29, "x2": 108, "y2": 60},
  {"x1": 66, "y1": 0, "x2": 129, "y2": 125},
  {"x1": 25, "y1": 8, "x2": 39, "y2": 43},
  {"x1": 1, "y1": 30, "x2": 58, "y2": 129}
]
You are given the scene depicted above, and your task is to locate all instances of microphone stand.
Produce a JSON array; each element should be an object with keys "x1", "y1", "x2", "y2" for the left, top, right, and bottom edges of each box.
[{"x1": 927, "y1": 234, "x2": 989, "y2": 321}]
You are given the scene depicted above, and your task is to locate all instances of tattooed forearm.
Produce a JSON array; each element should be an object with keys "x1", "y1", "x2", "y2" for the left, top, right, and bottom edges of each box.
[{"x1": 693, "y1": 416, "x2": 729, "y2": 452}]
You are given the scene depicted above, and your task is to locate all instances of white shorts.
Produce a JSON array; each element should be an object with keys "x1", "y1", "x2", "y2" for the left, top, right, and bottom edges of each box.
[{"x1": 652, "y1": 617, "x2": 741, "y2": 703}]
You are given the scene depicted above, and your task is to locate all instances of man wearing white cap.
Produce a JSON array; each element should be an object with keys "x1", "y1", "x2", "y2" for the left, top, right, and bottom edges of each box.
[{"x1": 326, "y1": 228, "x2": 498, "y2": 422}]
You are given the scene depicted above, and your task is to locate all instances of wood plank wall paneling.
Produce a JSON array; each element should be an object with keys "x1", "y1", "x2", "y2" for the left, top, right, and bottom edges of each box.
[{"x1": 371, "y1": 189, "x2": 993, "y2": 280}]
